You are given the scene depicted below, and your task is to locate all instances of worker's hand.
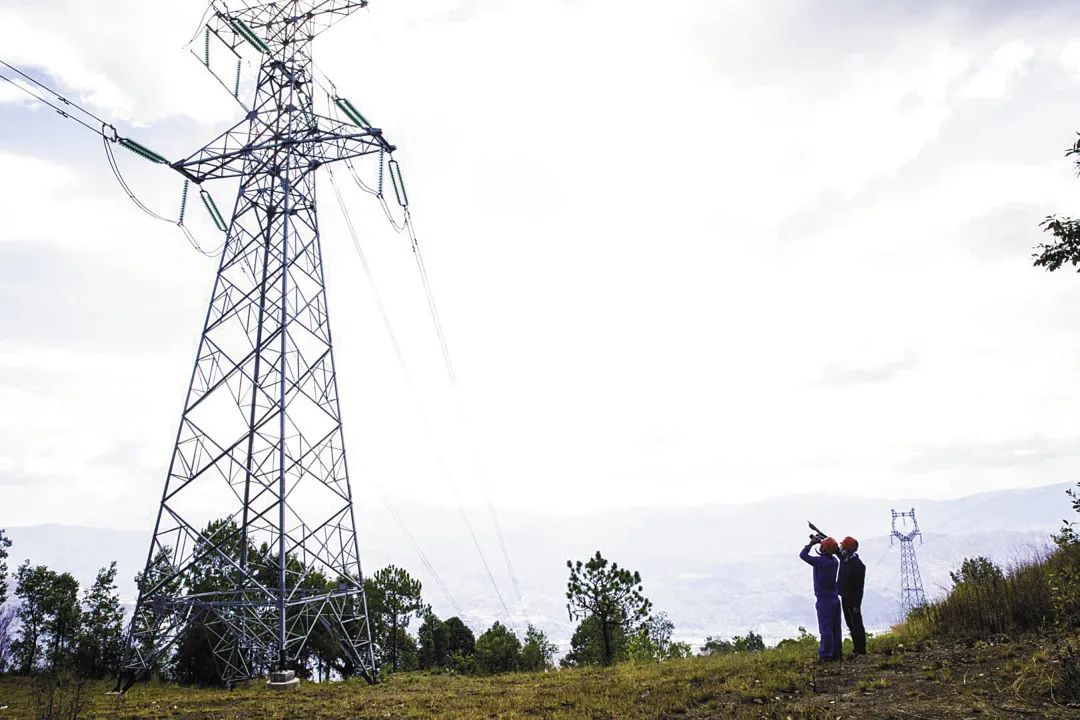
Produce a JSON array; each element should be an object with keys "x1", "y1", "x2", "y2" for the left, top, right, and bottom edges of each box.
[{"x1": 809, "y1": 534, "x2": 821, "y2": 545}]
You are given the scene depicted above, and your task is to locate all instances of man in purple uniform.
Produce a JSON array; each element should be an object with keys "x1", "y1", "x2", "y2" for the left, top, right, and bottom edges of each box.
[{"x1": 800, "y1": 535, "x2": 842, "y2": 661}]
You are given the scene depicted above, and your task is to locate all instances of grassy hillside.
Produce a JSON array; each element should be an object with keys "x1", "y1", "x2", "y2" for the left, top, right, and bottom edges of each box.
[
  {"x1": 1, "y1": 627, "x2": 1078, "y2": 719},
  {"x1": 3, "y1": 541, "x2": 1078, "y2": 719}
]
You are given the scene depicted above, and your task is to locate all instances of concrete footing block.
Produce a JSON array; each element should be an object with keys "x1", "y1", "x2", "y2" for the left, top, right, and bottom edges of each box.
[{"x1": 267, "y1": 670, "x2": 300, "y2": 691}]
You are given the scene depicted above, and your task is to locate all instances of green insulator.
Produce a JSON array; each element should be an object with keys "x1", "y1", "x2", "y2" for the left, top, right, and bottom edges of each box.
[
  {"x1": 388, "y1": 158, "x2": 408, "y2": 208},
  {"x1": 200, "y1": 189, "x2": 228, "y2": 232},
  {"x1": 117, "y1": 137, "x2": 169, "y2": 164},
  {"x1": 334, "y1": 97, "x2": 370, "y2": 129},
  {"x1": 178, "y1": 179, "x2": 190, "y2": 224},
  {"x1": 229, "y1": 17, "x2": 270, "y2": 54}
]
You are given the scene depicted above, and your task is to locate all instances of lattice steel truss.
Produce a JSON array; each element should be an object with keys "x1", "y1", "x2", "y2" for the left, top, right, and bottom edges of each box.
[
  {"x1": 119, "y1": 0, "x2": 389, "y2": 689},
  {"x1": 890, "y1": 508, "x2": 926, "y2": 618}
]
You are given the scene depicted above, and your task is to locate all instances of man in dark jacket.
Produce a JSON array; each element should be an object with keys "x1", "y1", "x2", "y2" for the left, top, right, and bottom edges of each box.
[
  {"x1": 799, "y1": 535, "x2": 841, "y2": 661},
  {"x1": 838, "y1": 536, "x2": 867, "y2": 656}
]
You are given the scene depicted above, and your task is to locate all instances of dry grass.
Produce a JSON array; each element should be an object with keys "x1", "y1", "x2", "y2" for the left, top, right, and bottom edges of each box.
[
  {"x1": 0, "y1": 647, "x2": 811, "y2": 720},
  {"x1": 2, "y1": 631, "x2": 1079, "y2": 720}
]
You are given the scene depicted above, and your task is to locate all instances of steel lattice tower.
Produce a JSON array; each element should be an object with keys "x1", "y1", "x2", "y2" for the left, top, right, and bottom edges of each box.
[
  {"x1": 890, "y1": 508, "x2": 926, "y2": 617},
  {"x1": 119, "y1": 0, "x2": 392, "y2": 688}
]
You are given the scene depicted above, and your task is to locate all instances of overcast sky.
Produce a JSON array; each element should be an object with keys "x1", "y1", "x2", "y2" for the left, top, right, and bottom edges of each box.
[{"x1": 4, "y1": 0, "x2": 1080, "y2": 531}]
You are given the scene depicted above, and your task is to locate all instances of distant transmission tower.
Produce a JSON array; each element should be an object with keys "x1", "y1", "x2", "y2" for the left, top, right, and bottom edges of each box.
[
  {"x1": 114, "y1": 1, "x2": 396, "y2": 689},
  {"x1": 890, "y1": 508, "x2": 926, "y2": 616}
]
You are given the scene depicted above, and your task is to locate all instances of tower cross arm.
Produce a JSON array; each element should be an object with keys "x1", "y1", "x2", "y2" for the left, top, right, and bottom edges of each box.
[
  {"x1": 223, "y1": 0, "x2": 370, "y2": 39},
  {"x1": 170, "y1": 115, "x2": 393, "y2": 184}
]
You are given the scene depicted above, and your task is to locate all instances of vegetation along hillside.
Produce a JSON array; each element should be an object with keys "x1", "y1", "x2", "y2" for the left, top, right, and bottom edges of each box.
[{"x1": 0, "y1": 481, "x2": 1078, "y2": 719}]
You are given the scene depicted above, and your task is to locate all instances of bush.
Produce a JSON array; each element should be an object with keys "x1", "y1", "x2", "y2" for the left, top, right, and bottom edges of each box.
[
  {"x1": 474, "y1": 622, "x2": 520, "y2": 674},
  {"x1": 949, "y1": 556, "x2": 1004, "y2": 587},
  {"x1": 699, "y1": 630, "x2": 766, "y2": 656},
  {"x1": 775, "y1": 626, "x2": 816, "y2": 652},
  {"x1": 1047, "y1": 541, "x2": 1080, "y2": 627},
  {"x1": 519, "y1": 625, "x2": 558, "y2": 671},
  {"x1": 31, "y1": 671, "x2": 88, "y2": 720},
  {"x1": 1054, "y1": 636, "x2": 1080, "y2": 704},
  {"x1": 913, "y1": 547, "x2": 1080, "y2": 638}
]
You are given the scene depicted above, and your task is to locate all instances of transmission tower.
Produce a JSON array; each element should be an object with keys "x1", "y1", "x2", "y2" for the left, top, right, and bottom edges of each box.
[
  {"x1": 890, "y1": 508, "x2": 926, "y2": 617},
  {"x1": 113, "y1": 0, "x2": 396, "y2": 689}
]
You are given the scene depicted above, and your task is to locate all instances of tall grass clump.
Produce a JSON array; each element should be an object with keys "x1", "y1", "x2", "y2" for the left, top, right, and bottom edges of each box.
[{"x1": 911, "y1": 542, "x2": 1080, "y2": 638}]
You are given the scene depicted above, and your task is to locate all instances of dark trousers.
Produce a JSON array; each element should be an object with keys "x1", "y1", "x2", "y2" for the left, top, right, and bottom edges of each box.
[
  {"x1": 815, "y1": 594, "x2": 842, "y2": 660},
  {"x1": 842, "y1": 597, "x2": 866, "y2": 655}
]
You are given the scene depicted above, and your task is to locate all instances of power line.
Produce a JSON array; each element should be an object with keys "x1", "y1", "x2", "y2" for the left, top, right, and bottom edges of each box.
[
  {"x1": 404, "y1": 209, "x2": 457, "y2": 384},
  {"x1": 1, "y1": 57, "x2": 222, "y2": 258},
  {"x1": 0, "y1": 61, "x2": 109, "y2": 138},
  {"x1": 102, "y1": 133, "x2": 223, "y2": 257},
  {"x1": 400, "y1": 210, "x2": 532, "y2": 625},
  {"x1": 379, "y1": 491, "x2": 468, "y2": 623},
  {"x1": 327, "y1": 168, "x2": 518, "y2": 632},
  {"x1": 328, "y1": 99, "x2": 533, "y2": 628}
]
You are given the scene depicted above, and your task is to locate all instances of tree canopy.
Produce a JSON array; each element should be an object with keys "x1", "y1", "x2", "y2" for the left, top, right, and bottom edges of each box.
[
  {"x1": 566, "y1": 551, "x2": 652, "y2": 665},
  {"x1": 474, "y1": 621, "x2": 521, "y2": 674},
  {"x1": 1034, "y1": 135, "x2": 1080, "y2": 272},
  {"x1": 366, "y1": 565, "x2": 426, "y2": 672},
  {"x1": 0, "y1": 528, "x2": 11, "y2": 605}
]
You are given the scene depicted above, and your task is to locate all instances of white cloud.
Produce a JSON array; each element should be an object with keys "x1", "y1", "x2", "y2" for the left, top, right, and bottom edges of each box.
[
  {"x1": 0, "y1": 0, "x2": 240, "y2": 126},
  {"x1": 3, "y1": 1, "x2": 1080, "y2": 531},
  {"x1": 958, "y1": 40, "x2": 1035, "y2": 100},
  {"x1": 0, "y1": 77, "x2": 38, "y2": 106}
]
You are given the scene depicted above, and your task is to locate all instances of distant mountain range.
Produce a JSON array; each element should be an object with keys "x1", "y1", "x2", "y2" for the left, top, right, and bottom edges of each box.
[{"x1": 4, "y1": 482, "x2": 1071, "y2": 650}]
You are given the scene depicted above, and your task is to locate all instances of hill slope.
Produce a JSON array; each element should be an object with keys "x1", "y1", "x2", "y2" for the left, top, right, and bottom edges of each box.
[{"x1": 0, "y1": 631, "x2": 1076, "y2": 719}]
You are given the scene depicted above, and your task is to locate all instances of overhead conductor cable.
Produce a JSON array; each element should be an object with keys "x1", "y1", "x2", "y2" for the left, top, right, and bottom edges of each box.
[
  {"x1": 329, "y1": 167, "x2": 505, "y2": 630},
  {"x1": 338, "y1": 142, "x2": 532, "y2": 625}
]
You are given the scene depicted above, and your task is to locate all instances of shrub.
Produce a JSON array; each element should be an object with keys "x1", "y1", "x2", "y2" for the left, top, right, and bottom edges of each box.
[
  {"x1": 1047, "y1": 541, "x2": 1080, "y2": 628},
  {"x1": 519, "y1": 625, "x2": 558, "y2": 671},
  {"x1": 31, "y1": 671, "x2": 88, "y2": 720},
  {"x1": 473, "y1": 622, "x2": 520, "y2": 674},
  {"x1": 916, "y1": 552, "x2": 1061, "y2": 638},
  {"x1": 775, "y1": 626, "x2": 816, "y2": 652},
  {"x1": 699, "y1": 630, "x2": 766, "y2": 656},
  {"x1": 1054, "y1": 636, "x2": 1080, "y2": 704},
  {"x1": 698, "y1": 636, "x2": 734, "y2": 656}
]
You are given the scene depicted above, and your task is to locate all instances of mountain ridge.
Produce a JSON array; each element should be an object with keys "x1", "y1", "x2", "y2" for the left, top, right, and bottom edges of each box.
[{"x1": 3, "y1": 482, "x2": 1070, "y2": 648}]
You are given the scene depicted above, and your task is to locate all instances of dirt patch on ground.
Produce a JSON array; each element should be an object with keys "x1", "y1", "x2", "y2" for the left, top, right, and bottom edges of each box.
[{"x1": 786, "y1": 634, "x2": 1079, "y2": 720}]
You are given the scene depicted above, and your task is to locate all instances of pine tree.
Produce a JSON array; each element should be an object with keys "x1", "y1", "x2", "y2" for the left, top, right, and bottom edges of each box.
[
  {"x1": 12, "y1": 563, "x2": 81, "y2": 673},
  {"x1": 0, "y1": 528, "x2": 11, "y2": 605},
  {"x1": 519, "y1": 624, "x2": 558, "y2": 671},
  {"x1": 366, "y1": 565, "x2": 426, "y2": 672},
  {"x1": 566, "y1": 551, "x2": 652, "y2": 666},
  {"x1": 76, "y1": 562, "x2": 125, "y2": 678},
  {"x1": 13, "y1": 562, "x2": 52, "y2": 673},
  {"x1": 445, "y1": 616, "x2": 475, "y2": 656},
  {"x1": 417, "y1": 611, "x2": 450, "y2": 669}
]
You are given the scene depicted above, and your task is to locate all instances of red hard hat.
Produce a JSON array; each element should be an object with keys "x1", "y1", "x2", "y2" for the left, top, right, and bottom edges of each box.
[
  {"x1": 841, "y1": 536, "x2": 859, "y2": 553},
  {"x1": 820, "y1": 537, "x2": 839, "y2": 555}
]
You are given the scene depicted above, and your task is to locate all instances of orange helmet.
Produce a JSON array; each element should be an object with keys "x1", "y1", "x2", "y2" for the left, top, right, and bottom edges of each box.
[
  {"x1": 820, "y1": 537, "x2": 839, "y2": 555},
  {"x1": 841, "y1": 536, "x2": 859, "y2": 553}
]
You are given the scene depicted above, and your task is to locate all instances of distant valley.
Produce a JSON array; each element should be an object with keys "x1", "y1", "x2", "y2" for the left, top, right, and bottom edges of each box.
[{"x1": 4, "y1": 482, "x2": 1069, "y2": 650}]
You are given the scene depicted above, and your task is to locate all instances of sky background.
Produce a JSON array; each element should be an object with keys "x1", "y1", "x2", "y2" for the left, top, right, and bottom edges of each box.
[{"x1": 4, "y1": 0, "x2": 1080, "y2": 533}]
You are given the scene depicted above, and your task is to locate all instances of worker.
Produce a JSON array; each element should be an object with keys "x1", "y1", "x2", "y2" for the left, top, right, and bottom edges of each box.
[
  {"x1": 839, "y1": 536, "x2": 867, "y2": 656},
  {"x1": 799, "y1": 535, "x2": 842, "y2": 661}
]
